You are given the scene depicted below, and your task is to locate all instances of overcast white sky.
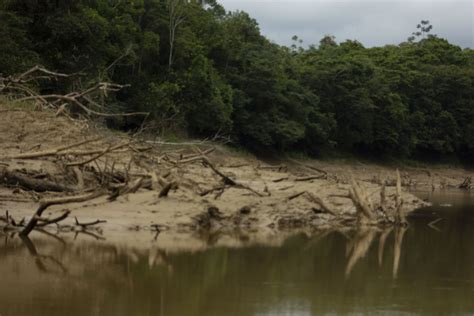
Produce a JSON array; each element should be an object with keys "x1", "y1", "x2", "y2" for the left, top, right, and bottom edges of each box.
[{"x1": 218, "y1": 0, "x2": 473, "y2": 48}]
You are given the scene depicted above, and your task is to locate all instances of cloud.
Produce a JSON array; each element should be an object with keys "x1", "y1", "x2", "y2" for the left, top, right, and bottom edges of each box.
[{"x1": 218, "y1": 0, "x2": 473, "y2": 48}]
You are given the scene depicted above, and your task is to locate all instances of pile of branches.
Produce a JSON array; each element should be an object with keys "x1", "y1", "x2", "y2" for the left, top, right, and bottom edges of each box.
[
  {"x1": 0, "y1": 65, "x2": 148, "y2": 118},
  {"x1": 283, "y1": 171, "x2": 408, "y2": 228},
  {"x1": 0, "y1": 137, "x2": 410, "y2": 237},
  {"x1": 0, "y1": 133, "x2": 255, "y2": 236},
  {"x1": 0, "y1": 66, "x2": 161, "y2": 236}
]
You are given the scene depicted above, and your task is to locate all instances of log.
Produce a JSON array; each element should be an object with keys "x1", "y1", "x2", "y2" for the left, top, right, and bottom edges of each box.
[
  {"x1": 8, "y1": 137, "x2": 102, "y2": 159},
  {"x1": 306, "y1": 193, "x2": 337, "y2": 216},
  {"x1": 272, "y1": 176, "x2": 289, "y2": 183},
  {"x1": 294, "y1": 175, "x2": 326, "y2": 182},
  {"x1": 288, "y1": 191, "x2": 306, "y2": 200},
  {"x1": 0, "y1": 168, "x2": 74, "y2": 192},
  {"x1": 202, "y1": 157, "x2": 236, "y2": 186}
]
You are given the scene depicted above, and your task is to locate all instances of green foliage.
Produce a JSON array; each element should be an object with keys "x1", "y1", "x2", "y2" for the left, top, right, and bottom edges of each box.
[
  {"x1": 0, "y1": 10, "x2": 38, "y2": 73},
  {"x1": 0, "y1": 5, "x2": 472, "y2": 162}
]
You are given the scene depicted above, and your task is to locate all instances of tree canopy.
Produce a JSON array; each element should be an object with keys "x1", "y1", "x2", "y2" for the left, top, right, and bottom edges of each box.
[{"x1": 1, "y1": 1, "x2": 472, "y2": 162}]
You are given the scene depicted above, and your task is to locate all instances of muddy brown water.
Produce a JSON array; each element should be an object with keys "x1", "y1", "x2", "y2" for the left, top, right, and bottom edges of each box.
[{"x1": 0, "y1": 190, "x2": 473, "y2": 316}]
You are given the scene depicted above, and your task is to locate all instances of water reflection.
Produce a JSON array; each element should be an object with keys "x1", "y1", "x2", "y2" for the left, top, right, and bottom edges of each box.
[
  {"x1": 20, "y1": 235, "x2": 68, "y2": 275},
  {"x1": 0, "y1": 190, "x2": 473, "y2": 316}
]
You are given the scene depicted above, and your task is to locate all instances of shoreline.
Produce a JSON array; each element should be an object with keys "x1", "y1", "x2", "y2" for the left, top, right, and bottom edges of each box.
[{"x1": 1, "y1": 104, "x2": 472, "y2": 251}]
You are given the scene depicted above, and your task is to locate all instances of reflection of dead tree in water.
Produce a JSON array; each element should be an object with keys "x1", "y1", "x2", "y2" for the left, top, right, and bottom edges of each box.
[
  {"x1": 148, "y1": 245, "x2": 173, "y2": 273},
  {"x1": 344, "y1": 226, "x2": 407, "y2": 279},
  {"x1": 378, "y1": 228, "x2": 393, "y2": 267},
  {"x1": 392, "y1": 227, "x2": 407, "y2": 279},
  {"x1": 345, "y1": 228, "x2": 378, "y2": 277},
  {"x1": 19, "y1": 235, "x2": 68, "y2": 275}
]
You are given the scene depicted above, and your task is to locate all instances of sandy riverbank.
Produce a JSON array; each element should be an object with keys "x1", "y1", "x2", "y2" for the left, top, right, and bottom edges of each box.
[{"x1": 0, "y1": 103, "x2": 471, "y2": 251}]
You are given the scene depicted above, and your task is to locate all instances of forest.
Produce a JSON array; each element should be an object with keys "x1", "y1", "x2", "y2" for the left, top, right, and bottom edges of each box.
[{"x1": 1, "y1": 0, "x2": 473, "y2": 162}]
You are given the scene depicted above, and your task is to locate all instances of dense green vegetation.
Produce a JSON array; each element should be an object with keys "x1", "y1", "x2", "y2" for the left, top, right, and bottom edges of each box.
[{"x1": 1, "y1": 1, "x2": 472, "y2": 162}]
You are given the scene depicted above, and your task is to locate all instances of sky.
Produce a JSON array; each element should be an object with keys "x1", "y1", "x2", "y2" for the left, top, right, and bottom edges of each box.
[{"x1": 218, "y1": 0, "x2": 474, "y2": 48}]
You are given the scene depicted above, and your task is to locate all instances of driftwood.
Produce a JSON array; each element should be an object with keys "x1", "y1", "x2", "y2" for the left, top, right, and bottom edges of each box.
[
  {"x1": 14, "y1": 89, "x2": 148, "y2": 118},
  {"x1": 294, "y1": 175, "x2": 326, "y2": 182},
  {"x1": 202, "y1": 157, "x2": 236, "y2": 185},
  {"x1": 306, "y1": 193, "x2": 337, "y2": 216},
  {"x1": 200, "y1": 157, "x2": 264, "y2": 197},
  {"x1": 74, "y1": 217, "x2": 107, "y2": 228},
  {"x1": 108, "y1": 178, "x2": 144, "y2": 201},
  {"x1": 36, "y1": 210, "x2": 71, "y2": 227},
  {"x1": 66, "y1": 142, "x2": 130, "y2": 167},
  {"x1": 347, "y1": 170, "x2": 406, "y2": 226},
  {"x1": 394, "y1": 170, "x2": 407, "y2": 225},
  {"x1": 1, "y1": 199, "x2": 106, "y2": 237},
  {"x1": 0, "y1": 168, "x2": 74, "y2": 192},
  {"x1": 7, "y1": 137, "x2": 102, "y2": 159},
  {"x1": 288, "y1": 191, "x2": 306, "y2": 201},
  {"x1": 286, "y1": 191, "x2": 337, "y2": 216},
  {"x1": 349, "y1": 178, "x2": 376, "y2": 224},
  {"x1": 20, "y1": 191, "x2": 105, "y2": 236},
  {"x1": 273, "y1": 176, "x2": 289, "y2": 183}
]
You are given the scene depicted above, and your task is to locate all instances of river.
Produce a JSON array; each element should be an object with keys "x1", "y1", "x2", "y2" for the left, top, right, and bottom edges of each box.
[{"x1": 0, "y1": 190, "x2": 473, "y2": 316}]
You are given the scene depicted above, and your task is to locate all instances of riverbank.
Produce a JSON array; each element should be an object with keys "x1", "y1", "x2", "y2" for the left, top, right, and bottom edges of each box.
[{"x1": 0, "y1": 103, "x2": 472, "y2": 251}]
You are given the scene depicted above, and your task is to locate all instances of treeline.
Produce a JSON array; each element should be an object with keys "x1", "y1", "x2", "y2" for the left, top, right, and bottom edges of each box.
[{"x1": 1, "y1": 0, "x2": 473, "y2": 161}]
